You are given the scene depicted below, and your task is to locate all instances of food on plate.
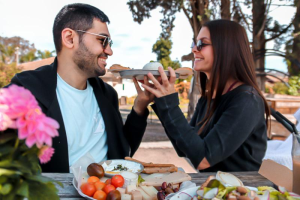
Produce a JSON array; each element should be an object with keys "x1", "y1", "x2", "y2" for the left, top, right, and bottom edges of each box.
[
  {"x1": 87, "y1": 163, "x2": 105, "y2": 178},
  {"x1": 88, "y1": 176, "x2": 101, "y2": 183},
  {"x1": 156, "y1": 182, "x2": 179, "y2": 200},
  {"x1": 111, "y1": 175, "x2": 125, "y2": 188},
  {"x1": 80, "y1": 182, "x2": 97, "y2": 197},
  {"x1": 93, "y1": 190, "x2": 107, "y2": 200},
  {"x1": 121, "y1": 171, "x2": 139, "y2": 187},
  {"x1": 117, "y1": 187, "x2": 126, "y2": 194},
  {"x1": 126, "y1": 185, "x2": 137, "y2": 194},
  {"x1": 105, "y1": 179, "x2": 112, "y2": 185},
  {"x1": 142, "y1": 166, "x2": 178, "y2": 174},
  {"x1": 101, "y1": 159, "x2": 143, "y2": 176},
  {"x1": 94, "y1": 181, "x2": 106, "y2": 190},
  {"x1": 121, "y1": 193, "x2": 132, "y2": 200},
  {"x1": 216, "y1": 171, "x2": 244, "y2": 187},
  {"x1": 142, "y1": 61, "x2": 163, "y2": 70},
  {"x1": 109, "y1": 64, "x2": 131, "y2": 71},
  {"x1": 103, "y1": 184, "x2": 116, "y2": 194},
  {"x1": 125, "y1": 157, "x2": 178, "y2": 174},
  {"x1": 107, "y1": 190, "x2": 121, "y2": 200},
  {"x1": 131, "y1": 190, "x2": 143, "y2": 200},
  {"x1": 140, "y1": 171, "x2": 191, "y2": 186},
  {"x1": 200, "y1": 175, "x2": 215, "y2": 189},
  {"x1": 175, "y1": 67, "x2": 193, "y2": 79},
  {"x1": 196, "y1": 175, "x2": 300, "y2": 200}
]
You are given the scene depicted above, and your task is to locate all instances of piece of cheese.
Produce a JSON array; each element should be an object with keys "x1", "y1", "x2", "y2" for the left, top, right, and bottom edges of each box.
[
  {"x1": 131, "y1": 190, "x2": 143, "y2": 200},
  {"x1": 117, "y1": 187, "x2": 126, "y2": 194},
  {"x1": 140, "y1": 186, "x2": 158, "y2": 200},
  {"x1": 135, "y1": 187, "x2": 152, "y2": 200},
  {"x1": 126, "y1": 185, "x2": 137, "y2": 194},
  {"x1": 122, "y1": 194, "x2": 132, "y2": 200},
  {"x1": 140, "y1": 171, "x2": 191, "y2": 186}
]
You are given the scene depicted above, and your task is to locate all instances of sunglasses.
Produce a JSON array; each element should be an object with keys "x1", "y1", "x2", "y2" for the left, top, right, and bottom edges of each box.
[
  {"x1": 191, "y1": 40, "x2": 211, "y2": 51},
  {"x1": 76, "y1": 30, "x2": 113, "y2": 49}
]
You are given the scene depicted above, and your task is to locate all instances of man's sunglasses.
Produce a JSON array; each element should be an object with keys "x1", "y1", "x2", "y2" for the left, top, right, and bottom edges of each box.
[
  {"x1": 191, "y1": 40, "x2": 211, "y2": 51},
  {"x1": 76, "y1": 30, "x2": 113, "y2": 49}
]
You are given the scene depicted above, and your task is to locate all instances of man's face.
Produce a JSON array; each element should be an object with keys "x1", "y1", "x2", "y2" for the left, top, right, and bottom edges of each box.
[{"x1": 73, "y1": 19, "x2": 113, "y2": 77}]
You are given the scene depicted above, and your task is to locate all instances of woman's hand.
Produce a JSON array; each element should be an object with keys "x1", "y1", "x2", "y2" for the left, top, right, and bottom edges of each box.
[
  {"x1": 132, "y1": 75, "x2": 155, "y2": 115},
  {"x1": 142, "y1": 66, "x2": 177, "y2": 98}
]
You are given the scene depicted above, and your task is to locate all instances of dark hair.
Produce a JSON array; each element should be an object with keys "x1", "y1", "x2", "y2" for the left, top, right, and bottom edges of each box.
[
  {"x1": 53, "y1": 3, "x2": 110, "y2": 53},
  {"x1": 197, "y1": 19, "x2": 270, "y2": 133}
]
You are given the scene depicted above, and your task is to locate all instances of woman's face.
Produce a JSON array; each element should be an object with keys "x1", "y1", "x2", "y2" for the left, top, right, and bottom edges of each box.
[{"x1": 192, "y1": 27, "x2": 214, "y2": 79}]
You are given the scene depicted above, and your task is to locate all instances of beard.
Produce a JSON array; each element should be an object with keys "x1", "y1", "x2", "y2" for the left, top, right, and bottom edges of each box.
[{"x1": 73, "y1": 41, "x2": 107, "y2": 77}]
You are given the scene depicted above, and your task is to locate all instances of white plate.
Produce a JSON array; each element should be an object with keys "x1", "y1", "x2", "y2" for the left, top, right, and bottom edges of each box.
[
  {"x1": 99, "y1": 159, "x2": 144, "y2": 178},
  {"x1": 119, "y1": 69, "x2": 180, "y2": 80}
]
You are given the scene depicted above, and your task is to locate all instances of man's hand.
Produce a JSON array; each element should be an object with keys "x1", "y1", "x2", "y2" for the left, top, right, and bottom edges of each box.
[
  {"x1": 141, "y1": 66, "x2": 177, "y2": 98},
  {"x1": 132, "y1": 75, "x2": 155, "y2": 116}
]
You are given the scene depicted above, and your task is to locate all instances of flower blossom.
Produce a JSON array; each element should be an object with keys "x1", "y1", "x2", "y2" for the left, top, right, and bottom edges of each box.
[{"x1": 38, "y1": 146, "x2": 55, "y2": 164}]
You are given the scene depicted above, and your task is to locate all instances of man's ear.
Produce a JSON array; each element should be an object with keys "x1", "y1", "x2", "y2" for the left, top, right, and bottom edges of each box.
[{"x1": 61, "y1": 28, "x2": 77, "y2": 49}]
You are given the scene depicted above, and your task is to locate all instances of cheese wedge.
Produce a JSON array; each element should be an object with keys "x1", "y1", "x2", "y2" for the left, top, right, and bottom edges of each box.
[
  {"x1": 122, "y1": 194, "x2": 132, "y2": 200},
  {"x1": 131, "y1": 190, "x2": 143, "y2": 200},
  {"x1": 140, "y1": 186, "x2": 158, "y2": 200},
  {"x1": 117, "y1": 187, "x2": 126, "y2": 194},
  {"x1": 135, "y1": 187, "x2": 152, "y2": 200},
  {"x1": 140, "y1": 171, "x2": 191, "y2": 186},
  {"x1": 126, "y1": 185, "x2": 137, "y2": 194}
]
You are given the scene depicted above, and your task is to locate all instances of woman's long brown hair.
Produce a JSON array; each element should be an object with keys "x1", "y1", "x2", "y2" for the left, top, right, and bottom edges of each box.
[{"x1": 197, "y1": 19, "x2": 270, "y2": 134}]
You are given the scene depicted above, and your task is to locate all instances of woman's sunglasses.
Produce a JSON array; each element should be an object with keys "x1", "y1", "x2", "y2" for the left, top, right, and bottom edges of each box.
[
  {"x1": 191, "y1": 40, "x2": 211, "y2": 51},
  {"x1": 76, "y1": 30, "x2": 113, "y2": 49}
]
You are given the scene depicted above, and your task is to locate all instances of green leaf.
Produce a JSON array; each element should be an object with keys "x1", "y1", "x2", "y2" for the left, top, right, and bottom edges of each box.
[
  {"x1": 24, "y1": 175, "x2": 63, "y2": 188},
  {"x1": 16, "y1": 181, "x2": 29, "y2": 197},
  {"x1": 28, "y1": 181, "x2": 60, "y2": 200},
  {"x1": 138, "y1": 175, "x2": 145, "y2": 185},
  {"x1": 0, "y1": 168, "x2": 22, "y2": 176},
  {"x1": 0, "y1": 176, "x2": 7, "y2": 184},
  {"x1": 0, "y1": 183, "x2": 12, "y2": 195},
  {"x1": 0, "y1": 145, "x2": 14, "y2": 156}
]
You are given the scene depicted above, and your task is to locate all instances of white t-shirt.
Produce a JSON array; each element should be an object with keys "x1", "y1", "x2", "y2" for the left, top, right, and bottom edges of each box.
[{"x1": 56, "y1": 74, "x2": 108, "y2": 166}]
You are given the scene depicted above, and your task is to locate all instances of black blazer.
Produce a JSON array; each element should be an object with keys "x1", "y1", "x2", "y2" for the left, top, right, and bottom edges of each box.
[{"x1": 10, "y1": 58, "x2": 148, "y2": 172}]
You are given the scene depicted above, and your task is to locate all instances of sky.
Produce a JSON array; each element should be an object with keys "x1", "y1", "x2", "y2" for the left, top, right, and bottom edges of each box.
[{"x1": 0, "y1": 0, "x2": 296, "y2": 72}]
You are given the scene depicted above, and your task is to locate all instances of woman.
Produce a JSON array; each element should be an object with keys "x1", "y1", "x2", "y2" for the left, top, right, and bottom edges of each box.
[{"x1": 141, "y1": 19, "x2": 270, "y2": 172}]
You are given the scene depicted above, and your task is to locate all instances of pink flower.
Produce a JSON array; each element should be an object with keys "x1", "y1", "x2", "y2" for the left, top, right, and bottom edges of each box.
[
  {"x1": 0, "y1": 85, "x2": 39, "y2": 120},
  {"x1": 38, "y1": 146, "x2": 55, "y2": 164},
  {"x1": 0, "y1": 112, "x2": 16, "y2": 131},
  {"x1": 16, "y1": 108, "x2": 59, "y2": 148}
]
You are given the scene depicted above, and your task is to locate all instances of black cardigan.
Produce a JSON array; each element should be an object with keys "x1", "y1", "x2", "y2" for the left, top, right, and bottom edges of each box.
[
  {"x1": 152, "y1": 85, "x2": 267, "y2": 172},
  {"x1": 9, "y1": 58, "x2": 148, "y2": 172}
]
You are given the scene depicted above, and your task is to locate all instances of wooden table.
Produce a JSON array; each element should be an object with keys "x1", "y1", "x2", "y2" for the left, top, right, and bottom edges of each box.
[{"x1": 43, "y1": 172, "x2": 273, "y2": 200}]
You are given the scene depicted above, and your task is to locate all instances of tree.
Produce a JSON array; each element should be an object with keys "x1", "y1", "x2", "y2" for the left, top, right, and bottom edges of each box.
[
  {"x1": 0, "y1": 36, "x2": 37, "y2": 64},
  {"x1": 37, "y1": 50, "x2": 55, "y2": 59}
]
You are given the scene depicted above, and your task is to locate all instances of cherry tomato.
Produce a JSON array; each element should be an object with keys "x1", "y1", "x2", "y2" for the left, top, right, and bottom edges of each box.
[
  {"x1": 80, "y1": 182, "x2": 96, "y2": 197},
  {"x1": 111, "y1": 175, "x2": 125, "y2": 188},
  {"x1": 103, "y1": 184, "x2": 116, "y2": 194},
  {"x1": 88, "y1": 176, "x2": 100, "y2": 183},
  {"x1": 94, "y1": 181, "x2": 106, "y2": 190},
  {"x1": 105, "y1": 179, "x2": 111, "y2": 185},
  {"x1": 93, "y1": 190, "x2": 107, "y2": 200}
]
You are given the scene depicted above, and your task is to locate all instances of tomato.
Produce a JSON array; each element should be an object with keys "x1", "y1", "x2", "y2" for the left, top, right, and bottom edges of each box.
[
  {"x1": 105, "y1": 179, "x2": 111, "y2": 185},
  {"x1": 80, "y1": 182, "x2": 96, "y2": 197},
  {"x1": 111, "y1": 175, "x2": 125, "y2": 188},
  {"x1": 103, "y1": 184, "x2": 116, "y2": 194},
  {"x1": 88, "y1": 176, "x2": 100, "y2": 183},
  {"x1": 94, "y1": 181, "x2": 106, "y2": 190},
  {"x1": 93, "y1": 190, "x2": 107, "y2": 200}
]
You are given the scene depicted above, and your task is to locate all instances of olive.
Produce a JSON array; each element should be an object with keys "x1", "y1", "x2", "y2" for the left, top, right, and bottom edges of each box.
[
  {"x1": 107, "y1": 190, "x2": 121, "y2": 200},
  {"x1": 165, "y1": 188, "x2": 174, "y2": 194},
  {"x1": 162, "y1": 182, "x2": 167, "y2": 190},
  {"x1": 157, "y1": 191, "x2": 165, "y2": 200},
  {"x1": 87, "y1": 163, "x2": 104, "y2": 178}
]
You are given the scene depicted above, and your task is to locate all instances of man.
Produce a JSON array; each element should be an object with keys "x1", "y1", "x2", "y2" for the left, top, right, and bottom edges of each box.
[{"x1": 9, "y1": 3, "x2": 153, "y2": 172}]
